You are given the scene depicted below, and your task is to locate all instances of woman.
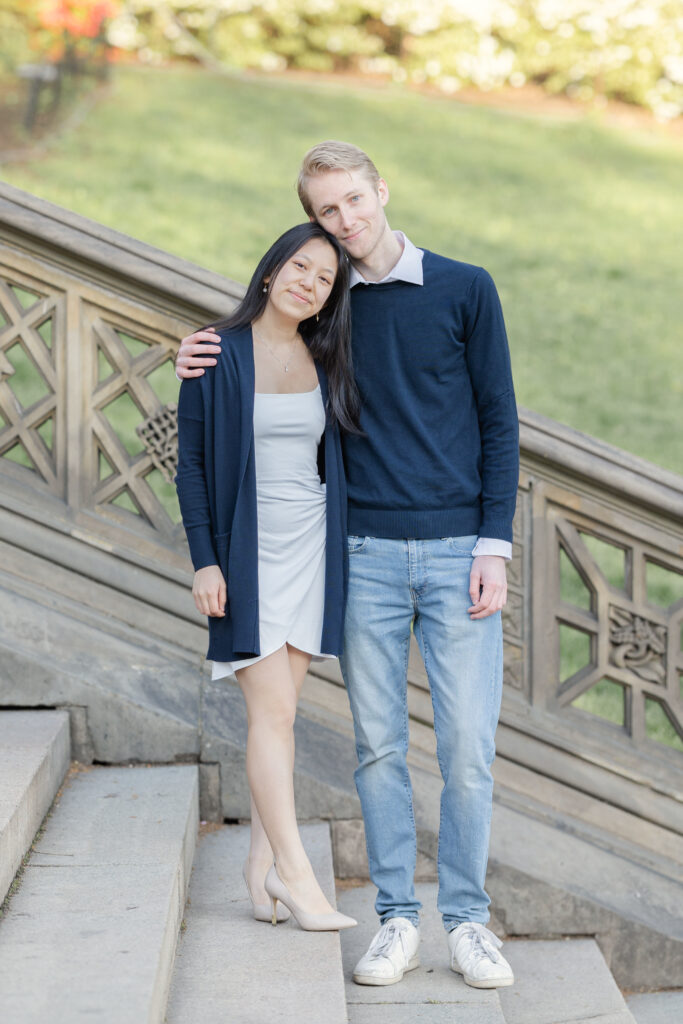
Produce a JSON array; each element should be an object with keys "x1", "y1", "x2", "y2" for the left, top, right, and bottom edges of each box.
[{"x1": 176, "y1": 223, "x2": 360, "y2": 931}]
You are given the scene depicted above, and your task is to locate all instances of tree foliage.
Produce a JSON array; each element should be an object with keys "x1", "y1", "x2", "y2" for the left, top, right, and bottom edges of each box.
[
  {"x1": 105, "y1": 1, "x2": 683, "y2": 118},
  {"x1": 2, "y1": 2, "x2": 682, "y2": 118},
  {"x1": 0, "y1": 1, "x2": 117, "y2": 68}
]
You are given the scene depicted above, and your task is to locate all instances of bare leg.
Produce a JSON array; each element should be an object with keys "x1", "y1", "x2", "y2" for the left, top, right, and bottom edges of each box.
[
  {"x1": 243, "y1": 645, "x2": 311, "y2": 902},
  {"x1": 244, "y1": 797, "x2": 273, "y2": 905},
  {"x1": 237, "y1": 644, "x2": 334, "y2": 914}
]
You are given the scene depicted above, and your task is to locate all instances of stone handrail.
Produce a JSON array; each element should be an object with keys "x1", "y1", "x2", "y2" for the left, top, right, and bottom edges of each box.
[{"x1": 1, "y1": 182, "x2": 681, "y2": 818}]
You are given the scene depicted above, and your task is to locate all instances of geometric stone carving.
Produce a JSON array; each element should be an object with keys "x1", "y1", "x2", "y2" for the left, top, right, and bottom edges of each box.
[
  {"x1": 86, "y1": 312, "x2": 183, "y2": 532},
  {"x1": 502, "y1": 489, "x2": 528, "y2": 697},
  {"x1": 135, "y1": 403, "x2": 178, "y2": 483},
  {"x1": 503, "y1": 641, "x2": 524, "y2": 691},
  {"x1": 502, "y1": 589, "x2": 523, "y2": 642},
  {"x1": 545, "y1": 508, "x2": 683, "y2": 753},
  {"x1": 608, "y1": 605, "x2": 667, "y2": 685},
  {"x1": 507, "y1": 540, "x2": 524, "y2": 588},
  {"x1": 0, "y1": 275, "x2": 60, "y2": 490}
]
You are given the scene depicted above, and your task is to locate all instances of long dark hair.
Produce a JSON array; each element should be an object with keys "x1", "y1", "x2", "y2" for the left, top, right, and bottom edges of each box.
[{"x1": 210, "y1": 223, "x2": 361, "y2": 433}]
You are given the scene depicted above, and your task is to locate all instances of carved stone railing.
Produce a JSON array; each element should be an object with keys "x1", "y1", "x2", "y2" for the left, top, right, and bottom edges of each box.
[
  {"x1": 1, "y1": 182, "x2": 681, "y2": 821},
  {"x1": 528, "y1": 457, "x2": 682, "y2": 750},
  {"x1": 0, "y1": 182, "x2": 241, "y2": 572}
]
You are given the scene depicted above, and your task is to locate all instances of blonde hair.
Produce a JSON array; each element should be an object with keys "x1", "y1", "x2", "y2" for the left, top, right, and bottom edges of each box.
[{"x1": 297, "y1": 140, "x2": 381, "y2": 216}]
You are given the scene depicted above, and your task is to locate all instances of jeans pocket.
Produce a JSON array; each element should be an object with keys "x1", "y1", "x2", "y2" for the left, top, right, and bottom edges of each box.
[
  {"x1": 442, "y1": 534, "x2": 478, "y2": 556},
  {"x1": 347, "y1": 534, "x2": 369, "y2": 554}
]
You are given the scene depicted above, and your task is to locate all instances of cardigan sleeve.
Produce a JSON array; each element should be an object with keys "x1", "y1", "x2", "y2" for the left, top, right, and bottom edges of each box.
[
  {"x1": 463, "y1": 268, "x2": 520, "y2": 543},
  {"x1": 175, "y1": 377, "x2": 218, "y2": 571}
]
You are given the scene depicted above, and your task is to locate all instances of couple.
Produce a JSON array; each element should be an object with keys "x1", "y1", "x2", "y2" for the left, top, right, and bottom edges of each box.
[{"x1": 175, "y1": 140, "x2": 519, "y2": 989}]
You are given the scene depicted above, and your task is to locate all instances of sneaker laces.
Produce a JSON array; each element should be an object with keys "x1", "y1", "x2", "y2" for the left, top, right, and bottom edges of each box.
[
  {"x1": 370, "y1": 920, "x2": 407, "y2": 960},
  {"x1": 455, "y1": 923, "x2": 503, "y2": 965}
]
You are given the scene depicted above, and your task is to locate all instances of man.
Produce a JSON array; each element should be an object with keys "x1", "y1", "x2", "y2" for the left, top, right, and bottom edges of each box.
[{"x1": 176, "y1": 141, "x2": 519, "y2": 989}]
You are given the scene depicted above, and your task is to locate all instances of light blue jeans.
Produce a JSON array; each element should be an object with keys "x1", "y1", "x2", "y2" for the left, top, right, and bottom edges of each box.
[{"x1": 339, "y1": 535, "x2": 503, "y2": 932}]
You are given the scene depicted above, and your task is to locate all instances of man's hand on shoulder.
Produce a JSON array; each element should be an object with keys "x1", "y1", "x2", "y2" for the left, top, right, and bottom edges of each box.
[
  {"x1": 175, "y1": 326, "x2": 222, "y2": 380},
  {"x1": 468, "y1": 555, "x2": 507, "y2": 619}
]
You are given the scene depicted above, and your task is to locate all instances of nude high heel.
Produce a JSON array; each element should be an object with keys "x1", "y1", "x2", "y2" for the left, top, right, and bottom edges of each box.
[
  {"x1": 242, "y1": 861, "x2": 291, "y2": 923},
  {"x1": 264, "y1": 864, "x2": 357, "y2": 931}
]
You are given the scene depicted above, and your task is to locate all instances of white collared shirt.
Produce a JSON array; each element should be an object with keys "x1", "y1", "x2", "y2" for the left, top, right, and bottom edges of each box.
[
  {"x1": 349, "y1": 231, "x2": 512, "y2": 562},
  {"x1": 349, "y1": 231, "x2": 424, "y2": 287}
]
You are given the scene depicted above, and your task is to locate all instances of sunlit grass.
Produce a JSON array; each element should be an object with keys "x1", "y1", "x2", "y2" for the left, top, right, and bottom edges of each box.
[{"x1": 2, "y1": 65, "x2": 682, "y2": 470}]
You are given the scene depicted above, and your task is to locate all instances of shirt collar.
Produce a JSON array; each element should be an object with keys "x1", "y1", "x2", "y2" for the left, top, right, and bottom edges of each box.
[{"x1": 349, "y1": 231, "x2": 424, "y2": 288}]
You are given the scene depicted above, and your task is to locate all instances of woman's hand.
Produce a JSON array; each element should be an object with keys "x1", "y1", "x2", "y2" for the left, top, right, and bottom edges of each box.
[{"x1": 192, "y1": 565, "x2": 227, "y2": 617}]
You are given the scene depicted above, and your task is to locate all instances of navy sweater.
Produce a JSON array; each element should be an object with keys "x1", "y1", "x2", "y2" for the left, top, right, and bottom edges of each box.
[{"x1": 344, "y1": 250, "x2": 519, "y2": 542}]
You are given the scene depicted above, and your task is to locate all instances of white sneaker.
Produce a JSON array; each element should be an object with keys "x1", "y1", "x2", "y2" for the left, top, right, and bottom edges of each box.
[
  {"x1": 448, "y1": 922, "x2": 514, "y2": 988},
  {"x1": 353, "y1": 917, "x2": 420, "y2": 986}
]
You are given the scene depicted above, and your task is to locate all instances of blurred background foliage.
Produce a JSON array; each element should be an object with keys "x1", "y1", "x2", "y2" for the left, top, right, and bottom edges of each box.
[
  {"x1": 0, "y1": 1, "x2": 114, "y2": 66},
  {"x1": 1, "y1": 1, "x2": 683, "y2": 120}
]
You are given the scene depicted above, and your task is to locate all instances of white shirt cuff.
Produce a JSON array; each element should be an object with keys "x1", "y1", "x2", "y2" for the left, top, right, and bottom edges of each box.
[{"x1": 472, "y1": 537, "x2": 512, "y2": 560}]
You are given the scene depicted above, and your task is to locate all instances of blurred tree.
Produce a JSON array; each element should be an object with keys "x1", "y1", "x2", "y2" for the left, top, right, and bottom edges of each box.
[{"x1": 101, "y1": 1, "x2": 683, "y2": 119}]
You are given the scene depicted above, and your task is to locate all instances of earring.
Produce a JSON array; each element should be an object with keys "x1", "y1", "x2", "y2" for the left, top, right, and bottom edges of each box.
[
  {"x1": 262, "y1": 285, "x2": 268, "y2": 293},
  {"x1": 316, "y1": 312, "x2": 319, "y2": 323}
]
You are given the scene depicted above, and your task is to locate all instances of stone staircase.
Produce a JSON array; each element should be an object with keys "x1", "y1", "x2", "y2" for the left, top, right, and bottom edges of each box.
[
  {"x1": 4, "y1": 577, "x2": 682, "y2": 992},
  {"x1": 302, "y1": 667, "x2": 683, "y2": 993},
  {"x1": 165, "y1": 822, "x2": 347, "y2": 1024},
  {"x1": 2, "y1": 710, "x2": 681, "y2": 1024},
  {"x1": 0, "y1": 710, "x2": 198, "y2": 1022}
]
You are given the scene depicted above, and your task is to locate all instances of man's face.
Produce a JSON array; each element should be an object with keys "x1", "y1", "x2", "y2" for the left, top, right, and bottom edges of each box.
[{"x1": 304, "y1": 168, "x2": 389, "y2": 263}]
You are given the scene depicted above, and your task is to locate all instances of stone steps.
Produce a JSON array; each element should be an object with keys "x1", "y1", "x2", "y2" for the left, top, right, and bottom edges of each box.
[
  {"x1": 0, "y1": 709, "x2": 70, "y2": 902},
  {"x1": 0, "y1": 581, "x2": 360, "y2": 824},
  {"x1": 626, "y1": 991, "x2": 683, "y2": 1024},
  {"x1": 0, "y1": 742, "x2": 677, "y2": 1024},
  {"x1": 2, "y1": 580, "x2": 682, "y2": 1008},
  {"x1": 498, "y1": 939, "x2": 637, "y2": 1024},
  {"x1": 484, "y1": 791, "x2": 683, "y2": 991},
  {"x1": 161, "y1": 822, "x2": 682, "y2": 1024},
  {"x1": 0, "y1": 581, "x2": 203, "y2": 767},
  {"x1": 166, "y1": 822, "x2": 348, "y2": 1024},
  {"x1": 0, "y1": 763, "x2": 198, "y2": 1024},
  {"x1": 299, "y1": 671, "x2": 683, "y2": 991},
  {"x1": 338, "y1": 884, "x2": 644, "y2": 1024}
]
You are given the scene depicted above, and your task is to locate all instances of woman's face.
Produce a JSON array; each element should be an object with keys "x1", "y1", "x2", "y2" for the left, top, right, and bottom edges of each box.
[{"x1": 266, "y1": 238, "x2": 338, "y2": 324}]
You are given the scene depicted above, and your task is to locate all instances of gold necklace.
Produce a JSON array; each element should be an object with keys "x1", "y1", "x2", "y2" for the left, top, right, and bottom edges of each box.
[{"x1": 252, "y1": 325, "x2": 300, "y2": 373}]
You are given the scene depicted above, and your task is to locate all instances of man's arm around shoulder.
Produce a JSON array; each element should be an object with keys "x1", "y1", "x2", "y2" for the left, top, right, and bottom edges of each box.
[{"x1": 175, "y1": 326, "x2": 222, "y2": 380}]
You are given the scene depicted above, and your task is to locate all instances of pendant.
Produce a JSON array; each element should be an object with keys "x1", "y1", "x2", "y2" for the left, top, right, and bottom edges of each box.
[{"x1": 284, "y1": 366, "x2": 289, "y2": 372}]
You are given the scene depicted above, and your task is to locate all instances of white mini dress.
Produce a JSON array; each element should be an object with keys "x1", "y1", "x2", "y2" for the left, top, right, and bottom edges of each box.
[{"x1": 211, "y1": 385, "x2": 336, "y2": 680}]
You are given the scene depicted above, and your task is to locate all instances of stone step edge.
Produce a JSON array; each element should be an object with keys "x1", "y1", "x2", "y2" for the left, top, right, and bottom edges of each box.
[
  {"x1": 166, "y1": 822, "x2": 349, "y2": 1024},
  {"x1": 497, "y1": 938, "x2": 637, "y2": 1024},
  {"x1": 0, "y1": 709, "x2": 71, "y2": 904},
  {"x1": 0, "y1": 764, "x2": 199, "y2": 1024}
]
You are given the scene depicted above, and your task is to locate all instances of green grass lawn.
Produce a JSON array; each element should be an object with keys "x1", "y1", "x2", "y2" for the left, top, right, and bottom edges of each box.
[{"x1": 1, "y1": 64, "x2": 682, "y2": 473}]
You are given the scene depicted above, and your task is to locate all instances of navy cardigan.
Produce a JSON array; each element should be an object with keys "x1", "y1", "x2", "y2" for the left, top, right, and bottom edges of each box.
[{"x1": 175, "y1": 325, "x2": 348, "y2": 663}]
